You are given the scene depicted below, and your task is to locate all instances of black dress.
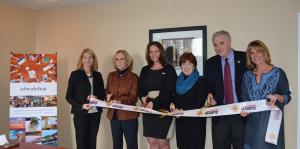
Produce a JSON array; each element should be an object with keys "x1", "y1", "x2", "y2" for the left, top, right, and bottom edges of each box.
[
  {"x1": 174, "y1": 77, "x2": 210, "y2": 149},
  {"x1": 138, "y1": 65, "x2": 177, "y2": 139}
]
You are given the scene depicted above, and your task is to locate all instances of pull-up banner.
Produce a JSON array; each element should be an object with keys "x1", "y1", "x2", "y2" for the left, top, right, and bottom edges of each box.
[{"x1": 9, "y1": 53, "x2": 58, "y2": 146}]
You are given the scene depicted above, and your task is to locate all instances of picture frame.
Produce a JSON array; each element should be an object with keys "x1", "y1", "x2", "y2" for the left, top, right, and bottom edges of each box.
[{"x1": 149, "y1": 26, "x2": 207, "y2": 75}]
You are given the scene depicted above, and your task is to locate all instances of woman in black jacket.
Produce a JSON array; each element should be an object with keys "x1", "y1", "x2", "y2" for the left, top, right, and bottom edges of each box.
[
  {"x1": 138, "y1": 41, "x2": 177, "y2": 149},
  {"x1": 172, "y1": 52, "x2": 210, "y2": 149},
  {"x1": 66, "y1": 48, "x2": 105, "y2": 149}
]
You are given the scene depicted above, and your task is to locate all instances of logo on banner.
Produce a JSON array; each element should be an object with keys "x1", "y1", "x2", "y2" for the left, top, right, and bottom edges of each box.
[
  {"x1": 196, "y1": 110, "x2": 204, "y2": 116},
  {"x1": 105, "y1": 102, "x2": 112, "y2": 107},
  {"x1": 111, "y1": 104, "x2": 124, "y2": 109},
  {"x1": 170, "y1": 110, "x2": 184, "y2": 116},
  {"x1": 132, "y1": 107, "x2": 139, "y2": 111},
  {"x1": 205, "y1": 109, "x2": 219, "y2": 115},
  {"x1": 231, "y1": 105, "x2": 240, "y2": 113},
  {"x1": 268, "y1": 132, "x2": 277, "y2": 143},
  {"x1": 241, "y1": 104, "x2": 256, "y2": 111}
]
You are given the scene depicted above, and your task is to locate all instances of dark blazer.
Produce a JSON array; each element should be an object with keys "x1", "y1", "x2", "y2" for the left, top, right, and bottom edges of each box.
[
  {"x1": 66, "y1": 69, "x2": 105, "y2": 114},
  {"x1": 137, "y1": 65, "x2": 177, "y2": 110},
  {"x1": 204, "y1": 50, "x2": 247, "y2": 106}
]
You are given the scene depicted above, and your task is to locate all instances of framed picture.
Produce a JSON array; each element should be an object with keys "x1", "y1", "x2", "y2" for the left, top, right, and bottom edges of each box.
[{"x1": 149, "y1": 26, "x2": 207, "y2": 75}]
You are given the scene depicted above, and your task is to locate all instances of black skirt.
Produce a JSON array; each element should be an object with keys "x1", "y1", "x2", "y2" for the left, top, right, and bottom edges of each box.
[{"x1": 143, "y1": 113, "x2": 173, "y2": 139}]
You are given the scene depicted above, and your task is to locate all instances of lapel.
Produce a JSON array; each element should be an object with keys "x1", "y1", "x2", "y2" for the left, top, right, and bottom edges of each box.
[
  {"x1": 80, "y1": 70, "x2": 92, "y2": 89},
  {"x1": 91, "y1": 71, "x2": 99, "y2": 93},
  {"x1": 233, "y1": 50, "x2": 241, "y2": 88},
  {"x1": 216, "y1": 56, "x2": 224, "y2": 92}
]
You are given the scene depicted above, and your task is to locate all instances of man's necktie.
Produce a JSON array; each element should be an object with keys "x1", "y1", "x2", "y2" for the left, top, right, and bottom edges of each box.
[{"x1": 224, "y1": 58, "x2": 234, "y2": 104}]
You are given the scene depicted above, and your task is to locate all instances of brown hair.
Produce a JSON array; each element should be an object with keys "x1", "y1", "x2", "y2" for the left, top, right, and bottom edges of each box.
[
  {"x1": 246, "y1": 40, "x2": 272, "y2": 70},
  {"x1": 112, "y1": 49, "x2": 133, "y2": 71},
  {"x1": 179, "y1": 52, "x2": 197, "y2": 67},
  {"x1": 146, "y1": 41, "x2": 167, "y2": 67},
  {"x1": 76, "y1": 48, "x2": 98, "y2": 71}
]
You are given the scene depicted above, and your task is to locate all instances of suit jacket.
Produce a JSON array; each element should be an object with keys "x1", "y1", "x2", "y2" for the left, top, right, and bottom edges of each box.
[
  {"x1": 204, "y1": 50, "x2": 247, "y2": 106},
  {"x1": 66, "y1": 69, "x2": 105, "y2": 114},
  {"x1": 106, "y1": 71, "x2": 139, "y2": 120}
]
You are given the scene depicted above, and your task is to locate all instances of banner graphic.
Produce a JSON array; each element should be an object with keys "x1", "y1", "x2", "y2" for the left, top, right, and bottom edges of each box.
[{"x1": 9, "y1": 53, "x2": 58, "y2": 145}]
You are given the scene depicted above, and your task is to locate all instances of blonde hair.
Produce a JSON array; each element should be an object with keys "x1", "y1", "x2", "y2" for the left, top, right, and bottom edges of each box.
[
  {"x1": 246, "y1": 40, "x2": 272, "y2": 70},
  {"x1": 113, "y1": 49, "x2": 133, "y2": 71},
  {"x1": 76, "y1": 48, "x2": 98, "y2": 71}
]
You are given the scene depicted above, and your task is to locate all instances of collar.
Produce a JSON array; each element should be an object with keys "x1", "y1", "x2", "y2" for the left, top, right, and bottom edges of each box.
[
  {"x1": 117, "y1": 67, "x2": 129, "y2": 77},
  {"x1": 221, "y1": 49, "x2": 234, "y2": 62}
]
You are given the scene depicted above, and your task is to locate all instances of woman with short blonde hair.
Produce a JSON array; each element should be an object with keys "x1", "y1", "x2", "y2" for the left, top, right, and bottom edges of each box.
[
  {"x1": 106, "y1": 49, "x2": 139, "y2": 149},
  {"x1": 112, "y1": 49, "x2": 133, "y2": 71}
]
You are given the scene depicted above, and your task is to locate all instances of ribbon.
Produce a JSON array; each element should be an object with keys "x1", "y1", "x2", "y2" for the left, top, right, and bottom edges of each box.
[{"x1": 89, "y1": 98, "x2": 281, "y2": 145}]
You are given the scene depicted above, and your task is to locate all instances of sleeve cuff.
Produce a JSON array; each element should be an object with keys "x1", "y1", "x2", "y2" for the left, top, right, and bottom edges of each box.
[{"x1": 283, "y1": 95, "x2": 289, "y2": 104}]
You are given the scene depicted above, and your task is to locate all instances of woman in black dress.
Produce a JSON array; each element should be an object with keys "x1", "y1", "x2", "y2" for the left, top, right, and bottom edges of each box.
[
  {"x1": 171, "y1": 52, "x2": 210, "y2": 149},
  {"x1": 65, "y1": 48, "x2": 105, "y2": 149},
  {"x1": 138, "y1": 41, "x2": 177, "y2": 149}
]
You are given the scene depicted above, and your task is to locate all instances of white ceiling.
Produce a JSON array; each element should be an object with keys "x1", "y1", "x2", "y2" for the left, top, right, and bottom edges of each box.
[{"x1": 2, "y1": 0, "x2": 116, "y2": 10}]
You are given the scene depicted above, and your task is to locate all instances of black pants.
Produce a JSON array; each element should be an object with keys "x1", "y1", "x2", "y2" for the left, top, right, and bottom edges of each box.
[
  {"x1": 212, "y1": 115, "x2": 245, "y2": 149},
  {"x1": 73, "y1": 112, "x2": 101, "y2": 149},
  {"x1": 110, "y1": 118, "x2": 138, "y2": 149}
]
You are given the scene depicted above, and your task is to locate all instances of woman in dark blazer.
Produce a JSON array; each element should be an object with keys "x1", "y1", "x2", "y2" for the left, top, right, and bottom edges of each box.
[
  {"x1": 138, "y1": 41, "x2": 177, "y2": 149},
  {"x1": 65, "y1": 48, "x2": 105, "y2": 149}
]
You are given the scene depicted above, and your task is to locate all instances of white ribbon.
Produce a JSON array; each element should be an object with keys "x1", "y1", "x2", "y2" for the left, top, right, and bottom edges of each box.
[{"x1": 90, "y1": 98, "x2": 281, "y2": 145}]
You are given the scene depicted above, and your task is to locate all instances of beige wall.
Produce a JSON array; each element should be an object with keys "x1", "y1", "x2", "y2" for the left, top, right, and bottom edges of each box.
[
  {"x1": 0, "y1": 1, "x2": 36, "y2": 136},
  {"x1": 35, "y1": 0, "x2": 300, "y2": 148},
  {"x1": 0, "y1": 0, "x2": 299, "y2": 148}
]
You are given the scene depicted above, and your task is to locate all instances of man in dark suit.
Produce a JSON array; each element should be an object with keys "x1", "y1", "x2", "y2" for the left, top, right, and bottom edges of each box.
[{"x1": 204, "y1": 30, "x2": 247, "y2": 149}]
